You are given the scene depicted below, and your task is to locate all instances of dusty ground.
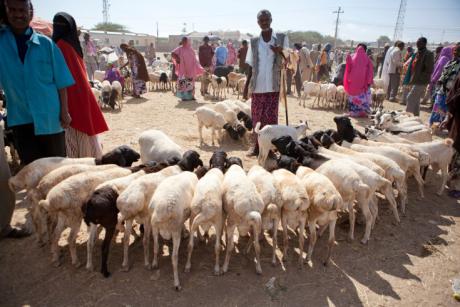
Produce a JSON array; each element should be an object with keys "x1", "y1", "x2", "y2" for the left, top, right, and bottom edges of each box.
[{"x1": 1, "y1": 87, "x2": 460, "y2": 307}]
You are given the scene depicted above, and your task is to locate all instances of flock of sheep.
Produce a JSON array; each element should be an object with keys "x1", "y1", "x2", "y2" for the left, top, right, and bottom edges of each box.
[{"x1": 7, "y1": 102, "x2": 454, "y2": 290}]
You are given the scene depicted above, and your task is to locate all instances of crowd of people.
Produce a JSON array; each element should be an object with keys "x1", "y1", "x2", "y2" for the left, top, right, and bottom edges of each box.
[{"x1": 1, "y1": 1, "x2": 460, "y2": 239}]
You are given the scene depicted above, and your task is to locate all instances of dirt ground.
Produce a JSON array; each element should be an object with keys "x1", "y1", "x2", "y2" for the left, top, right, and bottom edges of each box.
[{"x1": 1, "y1": 86, "x2": 460, "y2": 307}]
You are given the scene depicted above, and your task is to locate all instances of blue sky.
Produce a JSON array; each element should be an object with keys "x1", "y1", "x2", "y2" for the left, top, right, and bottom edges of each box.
[{"x1": 33, "y1": 0, "x2": 460, "y2": 43}]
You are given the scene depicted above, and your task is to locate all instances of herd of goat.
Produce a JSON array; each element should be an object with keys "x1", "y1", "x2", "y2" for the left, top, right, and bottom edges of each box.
[{"x1": 6, "y1": 104, "x2": 454, "y2": 290}]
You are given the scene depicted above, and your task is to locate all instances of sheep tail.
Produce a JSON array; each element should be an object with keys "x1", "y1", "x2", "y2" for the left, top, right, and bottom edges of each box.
[
  {"x1": 39, "y1": 199, "x2": 50, "y2": 211},
  {"x1": 266, "y1": 204, "x2": 278, "y2": 218},
  {"x1": 247, "y1": 211, "x2": 262, "y2": 234},
  {"x1": 444, "y1": 138, "x2": 454, "y2": 147},
  {"x1": 254, "y1": 122, "x2": 262, "y2": 134}
]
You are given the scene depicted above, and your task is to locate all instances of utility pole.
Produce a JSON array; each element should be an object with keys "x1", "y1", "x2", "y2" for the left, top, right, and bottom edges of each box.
[
  {"x1": 156, "y1": 22, "x2": 159, "y2": 48},
  {"x1": 102, "y1": 0, "x2": 110, "y2": 24},
  {"x1": 333, "y1": 6, "x2": 344, "y2": 48},
  {"x1": 393, "y1": 0, "x2": 407, "y2": 41}
]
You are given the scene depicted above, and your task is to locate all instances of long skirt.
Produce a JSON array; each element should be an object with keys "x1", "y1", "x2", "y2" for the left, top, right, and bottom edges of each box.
[
  {"x1": 130, "y1": 58, "x2": 147, "y2": 96},
  {"x1": 348, "y1": 89, "x2": 371, "y2": 118},
  {"x1": 65, "y1": 127, "x2": 103, "y2": 159},
  {"x1": 429, "y1": 92, "x2": 447, "y2": 126},
  {"x1": 251, "y1": 92, "x2": 280, "y2": 146},
  {"x1": 176, "y1": 78, "x2": 195, "y2": 100}
]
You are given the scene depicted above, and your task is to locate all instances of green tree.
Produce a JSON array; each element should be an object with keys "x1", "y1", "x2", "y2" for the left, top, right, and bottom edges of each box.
[
  {"x1": 92, "y1": 22, "x2": 130, "y2": 32},
  {"x1": 377, "y1": 35, "x2": 391, "y2": 47}
]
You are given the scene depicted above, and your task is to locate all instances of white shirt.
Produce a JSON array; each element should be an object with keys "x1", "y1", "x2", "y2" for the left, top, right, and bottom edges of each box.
[
  {"x1": 388, "y1": 48, "x2": 403, "y2": 74},
  {"x1": 245, "y1": 31, "x2": 289, "y2": 93}
]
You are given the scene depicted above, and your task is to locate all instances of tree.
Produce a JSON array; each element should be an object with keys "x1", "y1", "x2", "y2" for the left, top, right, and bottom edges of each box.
[
  {"x1": 92, "y1": 22, "x2": 130, "y2": 32},
  {"x1": 377, "y1": 35, "x2": 391, "y2": 48}
]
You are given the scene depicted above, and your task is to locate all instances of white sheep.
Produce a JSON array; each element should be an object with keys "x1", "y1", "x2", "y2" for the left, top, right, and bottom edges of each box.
[
  {"x1": 296, "y1": 166, "x2": 343, "y2": 265},
  {"x1": 247, "y1": 165, "x2": 279, "y2": 266},
  {"x1": 139, "y1": 129, "x2": 183, "y2": 164},
  {"x1": 236, "y1": 78, "x2": 247, "y2": 100},
  {"x1": 373, "y1": 78, "x2": 384, "y2": 89},
  {"x1": 214, "y1": 101, "x2": 239, "y2": 125},
  {"x1": 185, "y1": 168, "x2": 224, "y2": 275},
  {"x1": 272, "y1": 169, "x2": 310, "y2": 266},
  {"x1": 315, "y1": 160, "x2": 373, "y2": 244},
  {"x1": 210, "y1": 75, "x2": 227, "y2": 100},
  {"x1": 222, "y1": 165, "x2": 264, "y2": 275},
  {"x1": 149, "y1": 172, "x2": 199, "y2": 291},
  {"x1": 94, "y1": 70, "x2": 106, "y2": 82},
  {"x1": 365, "y1": 127, "x2": 415, "y2": 144},
  {"x1": 39, "y1": 167, "x2": 132, "y2": 267},
  {"x1": 254, "y1": 121, "x2": 309, "y2": 169},
  {"x1": 109, "y1": 80, "x2": 123, "y2": 109},
  {"x1": 28, "y1": 164, "x2": 116, "y2": 245},
  {"x1": 325, "y1": 83, "x2": 338, "y2": 108},
  {"x1": 299, "y1": 81, "x2": 321, "y2": 108},
  {"x1": 9, "y1": 157, "x2": 96, "y2": 192},
  {"x1": 194, "y1": 106, "x2": 226, "y2": 146},
  {"x1": 335, "y1": 85, "x2": 347, "y2": 110},
  {"x1": 116, "y1": 165, "x2": 182, "y2": 271}
]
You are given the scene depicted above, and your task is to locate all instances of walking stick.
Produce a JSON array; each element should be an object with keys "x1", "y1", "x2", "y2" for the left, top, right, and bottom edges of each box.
[{"x1": 280, "y1": 52, "x2": 289, "y2": 126}]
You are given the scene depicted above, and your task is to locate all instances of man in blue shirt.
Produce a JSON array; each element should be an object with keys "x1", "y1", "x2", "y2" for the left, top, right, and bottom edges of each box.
[
  {"x1": 0, "y1": 0, "x2": 74, "y2": 166},
  {"x1": 0, "y1": 0, "x2": 73, "y2": 240}
]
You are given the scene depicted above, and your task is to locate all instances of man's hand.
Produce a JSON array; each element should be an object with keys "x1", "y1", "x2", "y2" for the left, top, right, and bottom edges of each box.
[
  {"x1": 270, "y1": 45, "x2": 283, "y2": 55},
  {"x1": 60, "y1": 111, "x2": 72, "y2": 129}
]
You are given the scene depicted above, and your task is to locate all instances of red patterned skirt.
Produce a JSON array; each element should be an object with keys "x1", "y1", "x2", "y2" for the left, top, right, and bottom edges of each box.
[{"x1": 251, "y1": 92, "x2": 280, "y2": 145}]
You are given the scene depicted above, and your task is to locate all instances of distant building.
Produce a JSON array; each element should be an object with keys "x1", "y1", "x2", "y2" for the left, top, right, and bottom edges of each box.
[{"x1": 81, "y1": 29, "x2": 156, "y2": 51}]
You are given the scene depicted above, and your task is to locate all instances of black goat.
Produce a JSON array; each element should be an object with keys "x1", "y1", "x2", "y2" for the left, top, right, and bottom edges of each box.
[
  {"x1": 226, "y1": 156, "x2": 243, "y2": 169},
  {"x1": 223, "y1": 123, "x2": 240, "y2": 140},
  {"x1": 333, "y1": 116, "x2": 367, "y2": 143}
]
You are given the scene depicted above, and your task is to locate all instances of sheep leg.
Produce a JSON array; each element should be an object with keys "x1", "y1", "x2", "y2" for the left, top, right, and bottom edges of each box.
[
  {"x1": 271, "y1": 217, "x2": 279, "y2": 266},
  {"x1": 347, "y1": 201, "x2": 355, "y2": 242},
  {"x1": 222, "y1": 222, "x2": 236, "y2": 274},
  {"x1": 68, "y1": 217, "x2": 82, "y2": 268},
  {"x1": 101, "y1": 225, "x2": 115, "y2": 278},
  {"x1": 211, "y1": 127, "x2": 216, "y2": 146},
  {"x1": 395, "y1": 178, "x2": 407, "y2": 215},
  {"x1": 151, "y1": 225, "x2": 160, "y2": 269},
  {"x1": 214, "y1": 217, "x2": 223, "y2": 275},
  {"x1": 142, "y1": 217, "x2": 152, "y2": 270},
  {"x1": 383, "y1": 186, "x2": 401, "y2": 223},
  {"x1": 281, "y1": 211, "x2": 289, "y2": 262},
  {"x1": 306, "y1": 220, "x2": 317, "y2": 265},
  {"x1": 121, "y1": 219, "x2": 133, "y2": 271},
  {"x1": 185, "y1": 213, "x2": 205, "y2": 273},
  {"x1": 252, "y1": 218, "x2": 263, "y2": 275},
  {"x1": 171, "y1": 230, "x2": 182, "y2": 291},
  {"x1": 411, "y1": 168, "x2": 425, "y2": 199},
  {"x1": 198, "y1": 123, "x2": 204, "y2": 146},
  {"x1": 357, "y1": 198, "x2": 372, "y2": 244},
  {"x1": 324, "y1": 218, "x2": 337, "y2": 266},
  {"x1": 51, "y1": 213, "x2": 66, "y2": 267},
  {"x1": 86, "y1": 223, "x2": 98, "y2": 271},
  {"x1": 369, "y1": 196, "x2": 378, "y2": 229},
  {"x1": 298, "y1": 217, "x2": 306, "y2": 269},
  {"x1": 437, "y1": 165, "x2": 448, "y2": 196}
]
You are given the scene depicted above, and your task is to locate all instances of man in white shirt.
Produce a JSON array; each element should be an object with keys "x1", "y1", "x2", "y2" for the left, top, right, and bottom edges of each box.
[
  {"x1": 387, "y1": 41, "x2": 405, "y2": 102},
  {"x1": 243, "y1": 10, "x2": 289, "y2": 157}
]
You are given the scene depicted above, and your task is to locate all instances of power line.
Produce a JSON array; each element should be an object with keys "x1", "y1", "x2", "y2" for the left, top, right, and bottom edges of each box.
[{"x1": 333, "y1": 6, "x2": 344, "y2": 48}]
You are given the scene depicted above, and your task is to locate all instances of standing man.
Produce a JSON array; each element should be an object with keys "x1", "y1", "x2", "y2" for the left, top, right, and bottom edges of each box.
[
  {"x1": 243, "y1": 10, "x2": 289, "y2": 157},
  {"x1": 82, "y1": 32, "x2": 98, "y2": 80},
  {"x1": 0, "y1": 0, "x2": 74, "y2": 239},
  {"x1": 309, "y1": 43, "x2": 321, "y2": 81},
  {"x1": 198, "y1": 36, "x2": 214, "y2": 95},
  {"x1": 146, "y1": 42, "x2": 156, "y2": 66},
  {"x1": 387, "y1": 41, "x2": 405, "y2": 102},
  {"x1": 0, "y1": 0, "x2": 74, "y2": 165},
  {"x1": 238, "y1": 40, "x2": 249, "y2": 75},
  {"x1": 215, "y1": 41, "x2": 228, "y2": 67},
  {"x1": 404, "y1": 37, "x2": 434, "y2": 116}
]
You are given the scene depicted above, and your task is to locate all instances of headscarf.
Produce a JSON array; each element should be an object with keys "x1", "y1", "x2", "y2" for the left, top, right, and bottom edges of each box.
[
  {"x1": 343, "y1": 46, "x2": 374, "y2": 96},
  {"x1": 434, "y1": 46, "x2": 444, "y2": 63},
  {"x1": 431, "y1": 46, "x2": 453, "y2": 85},
  {"x1": 172, "y1": 38, "x2": 204, "y2": 79},
  {"x1": 324, "y1": 43, "x2": 332, "y2": 54},
  {"x1": 226, "y1": 41, "x2": 237, "y2": 65},
  {"x1": 52, "y1": 12, "x2": 83, "y2": 58}
]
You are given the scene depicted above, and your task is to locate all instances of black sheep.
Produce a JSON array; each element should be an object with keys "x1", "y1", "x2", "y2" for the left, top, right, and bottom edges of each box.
[
  {"x1": 277, "y1": 155, "x2": 301, "y2": 173},
  {"x1": 333, "y1": 116, "x2": 367, "y2": 143},
  {"x1": 236, "y1": 124, "x2": 247, "y2": 139},
  {"x1": 237, "y1": 111, "x2": 253, "y2": 130},
  {"x1": 223, "y1": 123, "x2": 240, "y2": 140},
  {"x1": 226, "y1": 156, "x2": 243, "y2": 169},
  {"x1": 177, "y1": 150, "x2": 204, "y2": 171},
  {"x1": 97, "y1": 145, "x2": 140, "y2": 167},
  {"x1": 210, "y1": 150, "x2": 228, "y2": 172}
]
